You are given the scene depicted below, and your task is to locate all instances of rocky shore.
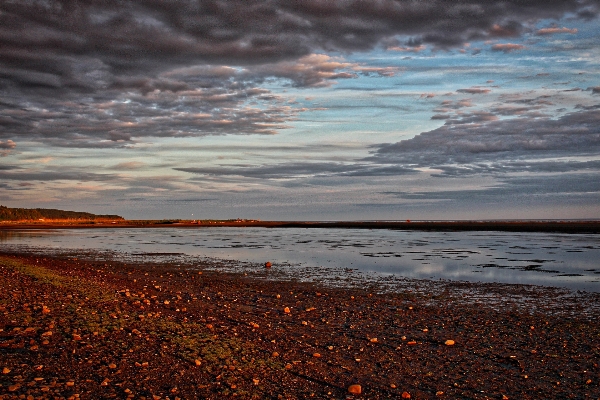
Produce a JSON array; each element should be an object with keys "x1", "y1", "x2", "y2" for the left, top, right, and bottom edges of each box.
[{"x1": 1, "y1": 252, "x2": 599, "y2": 399}]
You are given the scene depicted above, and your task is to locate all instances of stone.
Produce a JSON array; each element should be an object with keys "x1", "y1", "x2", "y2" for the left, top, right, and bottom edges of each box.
[
  {"x1": 444, "y1": 340, "x2": 455, "y2": 346},
  {"x1": 2, "y1": 367, "x2": 10, "y2": 374},
  {"x1": 348, "y1": 384, "x2": 362, "y2": 394},
  {"x1": 284, "y1": 307, "x2": 291, "y2": 314},
  {"x1": 109, "y1": 363, "x2": 117, "y2": 369},
  {"x1": 265, "y1": 262, "x2": 272, "y2": 268},
  {"x1": 313, "y1": 353, "x2": 321, "y2": 358},
  {"x1": 401, "y1": 392, "x2": 411, "y2": 398},
  {"x1": 369, "y1": 337, "x2": 378, "y2": 343},
  {"x1": 194, "y1": 359, "x2": 202, "y2": 366}
]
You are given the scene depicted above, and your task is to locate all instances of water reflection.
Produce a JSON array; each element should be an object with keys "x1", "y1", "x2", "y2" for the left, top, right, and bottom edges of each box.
[{"x1": 1, "y1": 228, "x2": 599, "y2": 292}]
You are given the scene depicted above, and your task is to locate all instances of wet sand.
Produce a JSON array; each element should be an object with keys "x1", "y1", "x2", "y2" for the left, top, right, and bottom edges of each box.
[{"x1": 1, "y1": 251, "x2": 599, "y2": 399}]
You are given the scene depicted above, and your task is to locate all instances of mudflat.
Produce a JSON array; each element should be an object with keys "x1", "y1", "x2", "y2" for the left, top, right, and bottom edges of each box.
[{"x1": 1, "y1": 252, "x2": 599, "y2": 399}]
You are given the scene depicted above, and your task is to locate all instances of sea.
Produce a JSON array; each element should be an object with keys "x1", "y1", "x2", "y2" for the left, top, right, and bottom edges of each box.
[{"x1": 1, "y1": 227, "x2": 599, "y2": 292}]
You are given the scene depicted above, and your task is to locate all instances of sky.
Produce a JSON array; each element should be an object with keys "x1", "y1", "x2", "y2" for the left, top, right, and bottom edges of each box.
[{"x1": 1, "y1": 0, "x2": 599, "y2": 221}]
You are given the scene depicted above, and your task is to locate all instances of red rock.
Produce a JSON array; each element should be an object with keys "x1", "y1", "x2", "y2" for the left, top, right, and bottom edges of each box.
[
  {"x1": 444, "y1": 340, "x2": 455, "y2": 346},
  {"x1": 348, "y1": 384, "x2": 362, "y2": 394},
  {"x1": 265, "y1": 262, "x2": 272, "y2": 268},
  {"x1": 402, "y1": 391, "x2": 411, "y2": 398}
]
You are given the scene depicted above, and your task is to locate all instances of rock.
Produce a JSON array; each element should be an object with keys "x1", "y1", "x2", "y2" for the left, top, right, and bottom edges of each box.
[
  {"x1": 348, "y1": 384, "x2": 362, "y2": 394},
  {"x1": 390, "y1": 384, "x2": 397, "y2": 388},
  {"x1": 444, "y1": 340, "x2": 455, "y2": 346},
  {"x1": 2, "y1": 367, "x2": 10, "y2": 374},
  {"x1": 108, "y1": 363, "x2": 117, "y2": 369},
  {"x1": 252, "y1": 378, "x2": 260, "y2": 385},
  {"x1": 271, "y1": 352, "x2": 279, "y2": 357},
  {"x1": 194, "y1": 359, "x2": 202, "y2": 366},
  {"x1": 407, "y1": 341, "x2": 417, "y2": 345},
  {"x1": 369, "y1": 337, "x2": 378, "y2": 343},
  {"x1": 284, "y1": 307, "x2": 291, "y2": 314},
  {"x1": 265, "y1": 262, "x2": 272, "y2": 268},
  {"x1": 401, "y1": 392, "x2": 411, "y2": 398},
  {"x1": 313, "y1": 353, "x2": 321, "y2": 358},
  {"x1": 66, "y1": 381, "x2": 75, "y2": 386},
  {"x1": 436, "y1": 391, "x2": 444, "y2": 396}
]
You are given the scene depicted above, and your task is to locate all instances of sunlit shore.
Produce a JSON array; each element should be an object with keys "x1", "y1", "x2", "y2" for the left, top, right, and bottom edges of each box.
[{"x1": 1, "y1": 219, "x2": 599, "y2": 233}]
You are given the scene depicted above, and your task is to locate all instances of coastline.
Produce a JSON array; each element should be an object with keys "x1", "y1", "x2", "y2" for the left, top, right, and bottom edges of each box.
[
  {"x1": 1, "y1": 251, "x2": 598, "y2": 399},
  {"x1": 1, "y1": 220, "x2": 600, "y2": 233}
]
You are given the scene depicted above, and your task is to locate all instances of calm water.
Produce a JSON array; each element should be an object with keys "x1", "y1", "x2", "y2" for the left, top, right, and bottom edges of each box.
[{"x1": 1, "y1": 227, "x2": 599, "y2": 292}]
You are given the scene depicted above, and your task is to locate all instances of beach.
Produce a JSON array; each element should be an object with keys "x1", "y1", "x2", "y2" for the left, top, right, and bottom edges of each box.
[{"x1": 1, "y1": 251, "x2": 599, "y2": 399}]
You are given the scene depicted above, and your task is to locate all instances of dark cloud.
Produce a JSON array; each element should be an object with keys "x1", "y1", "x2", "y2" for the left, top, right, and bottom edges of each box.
[
  {"x1": 1, "y1": 0, "x2": 597, "y2": 145},
  {"x1": 0, "y1": 139, "x2": 16, "y2": 149}
]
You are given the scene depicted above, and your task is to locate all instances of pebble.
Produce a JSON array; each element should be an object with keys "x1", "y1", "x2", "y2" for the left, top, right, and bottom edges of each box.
[
  {"x1": 284, "y1": 307, "x2": 291, "y2": 313},
  {"x1": 265, "y1": 262, "x2": 272, "y2": 268},
  {"x1": 444, "y1": 340, "x2": 455, "y2": 346},
  {"x1": 402, "y1": 392, "x2": 411, "y2": 399},
  {"x1": 369, "y1": 337, "x2": 378, "y2": 343},
  {"x1": 194, "y1": 359, "x2": 202, "y2": 366},
  {"x1": 2, "y1": 367, "x2": 10, "y2": 374},
  {"x1": 348, "y1": 384, "x2": 362, "y2": 394},
  {"x1": 109, "y1": 363, "x2": 117, "y2": 369},
  {"x1": 313, "y1": 353, "x2": 321, "y2": 358}
]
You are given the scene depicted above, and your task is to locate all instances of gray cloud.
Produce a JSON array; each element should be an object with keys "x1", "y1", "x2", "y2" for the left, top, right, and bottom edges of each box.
[
  {"x1": 176, "y1": 162, "x2": 416, "y2": 180},
  {"x1": 383, "y1": 173, "x2": 600, "y2": 205},
  {"x1": 372, "y1": 109, "x2": 600, "y2": 173}
]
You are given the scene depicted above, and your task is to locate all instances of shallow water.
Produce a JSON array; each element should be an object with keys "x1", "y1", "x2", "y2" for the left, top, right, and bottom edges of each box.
[{"x1": 1, "y1": 227, "x2": 599, "y2": 292}]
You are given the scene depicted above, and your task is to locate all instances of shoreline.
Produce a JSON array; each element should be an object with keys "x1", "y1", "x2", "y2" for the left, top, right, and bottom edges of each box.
[
  {"x1": 1, "y1": 220, "x2": 600, "y2": 233},
  {"x1": 1, "y1": 251, "x2": 599, "y2": 399}
]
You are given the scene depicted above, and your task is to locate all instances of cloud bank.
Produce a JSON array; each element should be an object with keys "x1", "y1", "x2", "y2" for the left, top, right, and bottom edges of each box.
[{"x1": 1, "y1": 0, "x2": 598, "y2": 147}]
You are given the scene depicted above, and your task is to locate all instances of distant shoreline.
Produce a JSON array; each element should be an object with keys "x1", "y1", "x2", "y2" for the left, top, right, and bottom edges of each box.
[{"x1": 1, "y1": 220, "x2": 599, "y2": 233}]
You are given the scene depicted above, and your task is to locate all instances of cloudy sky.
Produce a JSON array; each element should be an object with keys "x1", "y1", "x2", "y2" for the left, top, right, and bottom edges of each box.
[{"x1": 1, "y1": 0, "x2": 599, "y2": 220}]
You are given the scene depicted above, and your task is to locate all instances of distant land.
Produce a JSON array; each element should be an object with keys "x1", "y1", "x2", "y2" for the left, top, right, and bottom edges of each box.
[
  {"x1": 0, "y1": 205, "x2": 124, "y2": 222},
  {"x1": 0, "y1": 208, "x2": 598, "y2": 233}
]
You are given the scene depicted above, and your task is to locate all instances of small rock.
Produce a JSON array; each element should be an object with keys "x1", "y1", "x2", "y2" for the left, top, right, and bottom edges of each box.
[
  {"x1": 407, "y1": 341, "x2": 417, "y2": 345},
  {"x1": 265, "y1": 262, "x2": 272, "y2": 268},
  {"x1": 401, "y1": 392, "x2": 411, "y2": 399},
  {"x1": 348, "y1": 384, "x2": 362, "y2": 394},
  {"x1": 194, "y1": 359, "x2": 202, "y2": 366},
  {"x1": 444, "y1": 340, "x2": 455, "y2": 346},
  {"x1": 284, "y1": 307, "x2": 291, "y2": 314},
  {"x1": 66, "y1": 381, "x2": 75, "y2": 387},
  {"x1": 422, "y1": 328, "x2": 428, "y2": 332},
  {"x1": 313, "y1": 353, "x2": 321, "y2": 358},
  {"x1": 271, "y1": 352, "x2": 279, "y2": 357},
  {"x1": 108, "y1": 363, "x2": 117, "y2": 369},
  {"x1": 252, "y1": 378, "x2": 260, "y2": 385},
  {"x1": 369, "y1": 337, "x2": 378, "y2": 343},
  {"x1": 2, "y1": 367, "x2": 10, "y2": 374},
  {"x1": 436, "y1": 391, "x2": 444, "y2": 396},
  {"x1": 390, "y1": 384, "x2": 397, "y2": 388}
]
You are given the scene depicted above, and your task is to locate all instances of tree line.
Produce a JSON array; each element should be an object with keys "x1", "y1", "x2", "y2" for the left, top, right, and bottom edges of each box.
[{"x1": 0, "y1": 205, "x2": 123, "y2": 221}]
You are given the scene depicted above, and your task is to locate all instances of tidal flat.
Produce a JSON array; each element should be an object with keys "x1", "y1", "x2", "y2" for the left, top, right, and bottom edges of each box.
[{"x1": 1, "y1": 251, "x2": 599, "y2": 399}]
